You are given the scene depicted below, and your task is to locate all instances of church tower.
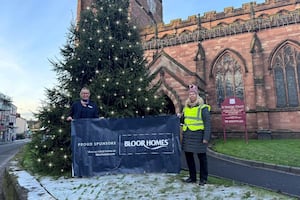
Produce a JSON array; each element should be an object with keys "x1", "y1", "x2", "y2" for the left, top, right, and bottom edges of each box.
[{"x1": 77, "y1": 0, "x2": 162, "y2": 29}]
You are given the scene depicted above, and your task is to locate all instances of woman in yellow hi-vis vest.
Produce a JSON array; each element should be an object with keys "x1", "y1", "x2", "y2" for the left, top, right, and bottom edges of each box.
[{"x1": 180, "y1": 84, "x2": 211, "y2": 186}]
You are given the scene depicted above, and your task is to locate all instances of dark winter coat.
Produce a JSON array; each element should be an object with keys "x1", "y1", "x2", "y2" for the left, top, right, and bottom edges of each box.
[
  {"x1": 182, "y1": 106, "x2": 211, "y2": 153},
  {"x1": 69, "y1": 100, "x2": 99, "y2": 119}
]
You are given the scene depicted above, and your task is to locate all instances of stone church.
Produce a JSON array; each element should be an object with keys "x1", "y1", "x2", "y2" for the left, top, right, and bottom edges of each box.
[{"x1": 77, "y1": 0, "x2": 300, "y2": 138}]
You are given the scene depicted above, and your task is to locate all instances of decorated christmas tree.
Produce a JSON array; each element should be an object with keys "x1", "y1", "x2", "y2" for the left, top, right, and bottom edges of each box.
[{"x1": 26, "y1": 0, "x2": 170, "y2": 176}]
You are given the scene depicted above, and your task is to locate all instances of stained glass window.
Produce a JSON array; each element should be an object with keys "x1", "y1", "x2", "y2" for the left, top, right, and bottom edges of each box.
[
  {"x1": 215, "y1": 53, "x2": 244, "y2": 107},
  {"x1": 273, "y1": 44, "x2": 299, "y2": 107}
]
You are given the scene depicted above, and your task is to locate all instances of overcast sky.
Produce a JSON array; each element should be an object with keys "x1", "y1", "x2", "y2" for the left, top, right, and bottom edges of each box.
[{"x1": 0, "y1": 0, "x2": 265, "y2": 120}]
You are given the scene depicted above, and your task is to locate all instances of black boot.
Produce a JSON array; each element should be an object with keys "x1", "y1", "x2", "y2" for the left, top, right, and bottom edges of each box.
[
  {"x1": 199, "y1": 180, "x2": 207, "y2": 186},
  {"x1": 185, "y1": 177, "x2": 196, "y2": 183}
]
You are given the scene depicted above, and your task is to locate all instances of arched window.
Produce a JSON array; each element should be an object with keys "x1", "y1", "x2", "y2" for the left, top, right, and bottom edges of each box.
[
  {"x1": 215, "y1": 53, "x2": 245, "y2": 107},
  {"x1": 273, "y1": 44, "x2": 300, "y2": 107}
]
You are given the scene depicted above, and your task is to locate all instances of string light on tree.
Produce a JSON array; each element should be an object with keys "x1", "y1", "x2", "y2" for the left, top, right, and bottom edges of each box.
[{"x1": 28, "y1": 0, "x2": 169, "y2": 176}]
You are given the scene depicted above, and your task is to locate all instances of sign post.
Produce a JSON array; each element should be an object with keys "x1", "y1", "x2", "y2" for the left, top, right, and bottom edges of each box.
[{"x1": 221, "y1": 97, "x2": 247, "y2": 143}]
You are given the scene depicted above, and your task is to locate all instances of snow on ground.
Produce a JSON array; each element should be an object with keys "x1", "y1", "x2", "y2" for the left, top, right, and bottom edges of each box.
[{"x1": 10, "y1": 162, "x2": 294, "y2": 200}]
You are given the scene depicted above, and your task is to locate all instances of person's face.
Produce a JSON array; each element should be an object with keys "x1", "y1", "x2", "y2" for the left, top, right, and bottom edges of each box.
[
  {"x1": 189, "y1": 92, "x2": 197, "y2": 103},
  {"x1": 80, "y1": 89, "x2": 90, "y2": 100}
]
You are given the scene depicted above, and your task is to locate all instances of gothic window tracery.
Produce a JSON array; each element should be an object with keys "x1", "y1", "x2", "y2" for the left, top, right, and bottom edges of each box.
[
  {"x1": 273, "y1": 44, "x2": 300, "y2": 107},
  {"x1": 215, "y1": 53, "x2": 244, "y2": 107}
]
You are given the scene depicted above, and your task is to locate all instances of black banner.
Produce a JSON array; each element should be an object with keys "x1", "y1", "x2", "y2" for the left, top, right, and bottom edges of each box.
[{"x1": 71, "y1": 115, "x2": 181, "y2": 176}]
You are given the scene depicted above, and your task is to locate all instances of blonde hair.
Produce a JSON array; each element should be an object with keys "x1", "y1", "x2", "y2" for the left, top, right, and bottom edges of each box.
[{"x1": 185, "y1": 95, "x2": 204, "y2": 107}]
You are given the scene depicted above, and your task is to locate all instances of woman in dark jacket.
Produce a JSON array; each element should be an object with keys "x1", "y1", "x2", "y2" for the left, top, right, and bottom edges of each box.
[{"x1": 181, "y1": 84, "x2": 211, "y2": 186}]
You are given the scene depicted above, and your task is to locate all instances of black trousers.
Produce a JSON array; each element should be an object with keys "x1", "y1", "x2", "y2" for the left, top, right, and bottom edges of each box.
[{"x1": 185, "y1": 151, "x2": 208, "y2": 181}]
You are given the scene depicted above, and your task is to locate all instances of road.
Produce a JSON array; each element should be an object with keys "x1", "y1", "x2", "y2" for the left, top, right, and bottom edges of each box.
[
  {"x1": 0, "y1": 139, "x2": 29, "y2": 199},
  {"x1": 181, "y1": 152, "x2": 300, "y2": 198},
  {"x1": 207, "y1": 155, "x2": 300, "y2": 198}
]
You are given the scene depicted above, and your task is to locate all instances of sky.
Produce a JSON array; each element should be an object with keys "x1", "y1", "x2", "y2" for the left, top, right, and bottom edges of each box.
[{"x1": 0, "y1": 0, "x2": 265, "y2": 120}]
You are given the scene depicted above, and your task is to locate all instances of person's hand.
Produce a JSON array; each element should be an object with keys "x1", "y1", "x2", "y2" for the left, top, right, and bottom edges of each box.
[
  {"x1": 203, "y1": 139, "x2": 208, "y2": 144},
  {"x1": 66, "y1": 116, "x2": 73, "y2": 121},
  {"x1": 176, "y1": 113, "x2": 182, "y2": 118}
]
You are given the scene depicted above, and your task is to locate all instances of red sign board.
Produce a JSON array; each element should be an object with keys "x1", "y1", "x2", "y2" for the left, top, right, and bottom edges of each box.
[
  {"x1": 221, "y1": 97, "x2": 246, "y2": 125},
  {"x1": 221, "y1": 97, "x2": 247, "y2": 143}
]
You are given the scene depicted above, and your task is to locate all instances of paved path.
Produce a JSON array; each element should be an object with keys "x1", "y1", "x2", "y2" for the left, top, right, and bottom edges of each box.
[
  {"x1": 181, "y1": 151, "x2": 300, "y2": 198},
  {"x1": 208, "y1": 155, "x2": 300, "y2": 198},
  {"x1": 0, "y1": 140, "x2": 29, "y2": 199}
]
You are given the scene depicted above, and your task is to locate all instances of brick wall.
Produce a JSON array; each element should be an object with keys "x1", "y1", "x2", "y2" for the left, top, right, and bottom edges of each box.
[
  {"x1": 77, "y1": 0, "x2": 162, "y2": 29},
  {"x1": 76, "y1": 0, "x2": 300, "y2": 137},
  {"x1": 143, "y1": 0, "x2": 300, "y2": 137}
]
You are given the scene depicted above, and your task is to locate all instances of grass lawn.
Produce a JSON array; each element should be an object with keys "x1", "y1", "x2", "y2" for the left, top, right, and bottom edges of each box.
[{"x1": 211, "y1": 138, "x2": 300, "y2": 168}]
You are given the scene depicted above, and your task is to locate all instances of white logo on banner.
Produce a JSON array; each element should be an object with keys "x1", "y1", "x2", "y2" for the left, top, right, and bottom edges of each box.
[{"x1": 124, "y1": 139, "x2": 169, "y2": 150}]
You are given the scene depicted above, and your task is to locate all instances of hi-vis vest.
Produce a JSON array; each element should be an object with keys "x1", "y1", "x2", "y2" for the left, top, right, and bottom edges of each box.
[{"x1": 182, "y1": 104, "x2": 211, "y2": 131}]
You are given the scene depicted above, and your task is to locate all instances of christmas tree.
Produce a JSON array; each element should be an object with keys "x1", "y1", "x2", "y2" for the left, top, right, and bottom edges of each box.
[{"x1": 26, "y1": 0, "x2": 170, "y2": 176}]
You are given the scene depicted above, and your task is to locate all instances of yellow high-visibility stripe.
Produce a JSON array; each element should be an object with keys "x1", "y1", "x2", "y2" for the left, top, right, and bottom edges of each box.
[{"x1": 182, "y1": 104, "x2": 210, "y2": 131}]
